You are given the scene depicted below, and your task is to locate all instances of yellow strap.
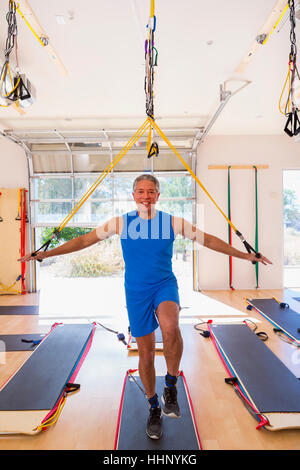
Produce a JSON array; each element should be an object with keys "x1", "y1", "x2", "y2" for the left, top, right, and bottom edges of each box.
[
  {"x1": 279, "y1": 65, "x2": 291, "y2": 115},
  {"x1": 148, "y1": 117, "x2": 239, "y2": 233},
  {"x1": 36, "y1": 395, "x2": 67, "y2": 431},
  {"x1": 16, "y1": 5, "x2": 46, "y2": 48},
  {"x1": 36, "y1": 385, "x2": 80, "y2": 431},
  {"x1": 0, "y1": 288, "x2": 22, "y2": 295},
  {"x1": 44, "y1": 113, "x2": 242, "y2": 241},
  {"x1": 57, "y1": 119, "x2": 150, "y2": 232},
  {"x1": 7, "y1": 63, "x2": 13, "y2": 86},
  {"x1": 0, "y1": 280, "x2": 22, "y2": 295},
  {"x1": 3, "y1": 76, "x2": 20, "y2": 98},
  {"x1": 0, "y1": 63, "x2": 20, "y2": 102},
  {"x1": 147, "y1": 125, "x2": 152, "y2": 154},
  {"x1": 150, "y1": 0, "x2": 155, "y2": 18}
]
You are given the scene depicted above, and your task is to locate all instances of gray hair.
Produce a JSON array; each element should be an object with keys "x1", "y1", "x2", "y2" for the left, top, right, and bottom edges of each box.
[{"x1": 133, "y1": 174, "x2": 160, "y2": 192}]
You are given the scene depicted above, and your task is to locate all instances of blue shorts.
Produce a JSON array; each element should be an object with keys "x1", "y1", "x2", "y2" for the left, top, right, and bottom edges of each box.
[{"x1": 125, "y1": 278, "x2": 180, "y2": 338}]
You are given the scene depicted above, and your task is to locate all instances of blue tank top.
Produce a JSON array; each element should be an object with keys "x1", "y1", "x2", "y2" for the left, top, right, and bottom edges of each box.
[{"x1": 120, "y1": 210, "x2": 176, "y2": 290}]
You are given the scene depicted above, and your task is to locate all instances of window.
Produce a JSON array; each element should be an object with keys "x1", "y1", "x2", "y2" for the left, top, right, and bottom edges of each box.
[
  {"x1": 283, "y1": 170, "x2": 300, "y2": 287},
  {"x1": 31, "y1": 171, "x2": 196, "y2": 299}
]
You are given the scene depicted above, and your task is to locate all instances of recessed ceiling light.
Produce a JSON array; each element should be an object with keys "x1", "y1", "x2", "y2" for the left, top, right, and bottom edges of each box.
[
  {"x1": 206, "y1": 40, "x2": 214, "y2": 46},
  {"x1": 56, "y1": 15, "x2": 66, "y2": 25}
]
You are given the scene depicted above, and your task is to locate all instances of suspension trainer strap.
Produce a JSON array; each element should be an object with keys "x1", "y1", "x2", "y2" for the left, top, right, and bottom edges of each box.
[
  {"x1": 0, "y1": 1, "x2": 18, "y2": 106},
  {"x1": 283, "y1": 0, "x2": 300, "y2": 136},
  {"x1": 31, "y1": 119, "x2": 150, "y2": 259},
  {"x1": 20, "y1": 188, "x2": 27, "y2": 293},
  {"x1": 56, "y1": 119, "x2": 150, "y2": 232},
  {"x1": 254, "y1": 166, "x2": 259, "y2": 288},
  {"x1": 227, "y1": 166, "x2": 234, "y2": 290},
  {"x1": 147, "y1": 141, "x2": 159, "y2": 158},
  {"x1": 144, "y1": 0, "x2": 159, "y2": 156},
  {"x1": 150, "y1": 118, "x2": 261, "y2": 260},
  {"x1": 0, "y1": 2, "x2": 34, "y2": 108},
  {"x1": 145, "y1": 0, "x2": 157, "y2": 119}
]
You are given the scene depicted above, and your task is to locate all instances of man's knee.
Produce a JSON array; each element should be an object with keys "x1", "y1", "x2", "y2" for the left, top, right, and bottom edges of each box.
[
  {"x1": 138, "y1": 347, "x2": 155, "y2": 367},
  {"x1": 136, "y1": 333, "x2": 155, "y2": 364},
  {"x1": 162, "y1": 324, "x2": 182, "y2": 345}
]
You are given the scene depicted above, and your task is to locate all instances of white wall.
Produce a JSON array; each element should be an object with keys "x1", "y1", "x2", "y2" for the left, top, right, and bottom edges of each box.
[
  {"x1": 0, "y1": 135, "x2": 28, "y2": 188},
  {"x1": 196, "y1": 135, "x2": 300, "y2": 290}
]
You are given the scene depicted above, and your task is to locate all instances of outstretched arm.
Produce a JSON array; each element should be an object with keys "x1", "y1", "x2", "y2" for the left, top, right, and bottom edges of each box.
[
  {"x1": 18, "y1": 216, "x2": 121, "y2": 263},
  {"x1": 173, "y1": 217, "x2": 272, "y2": 266}
]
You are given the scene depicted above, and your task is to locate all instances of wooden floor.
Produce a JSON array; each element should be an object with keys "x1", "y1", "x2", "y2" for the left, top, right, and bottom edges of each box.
[{"x1": 0, "y1": 288, "x2": 299, "y2": 451}]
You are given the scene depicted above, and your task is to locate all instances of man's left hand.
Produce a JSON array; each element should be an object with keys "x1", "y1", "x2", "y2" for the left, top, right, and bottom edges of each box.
[{"x1": 247, "y1": 253, "x2": 272, "y2": 266}]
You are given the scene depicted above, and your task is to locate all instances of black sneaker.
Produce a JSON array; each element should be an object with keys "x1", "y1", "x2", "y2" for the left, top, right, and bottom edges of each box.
[
  {"x1": 162, "y1": 386, "x2": 181, "y2": 418},
  {"x1": 146, "y1": 406, "x2": 162, "y2": 439}
]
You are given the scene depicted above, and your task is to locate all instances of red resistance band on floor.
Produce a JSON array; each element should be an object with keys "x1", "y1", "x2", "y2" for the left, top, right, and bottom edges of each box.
[
  {"x1": 39, "y1": 322, "x2": 97, "y2": 429},
  {"x1": 178, "y1": 370, "x2": 203, "y2": 450},
  {"x1": 114, "y1": 369, "x2": 136, "y2": 450},
  {"x1": 207, "y1": 321, "x2": 269, "y2": 430}
]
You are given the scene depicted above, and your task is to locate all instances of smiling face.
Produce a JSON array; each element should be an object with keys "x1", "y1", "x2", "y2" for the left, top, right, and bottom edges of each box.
[{"x1": 132, "y1": 179, "x2": 160, "y2": 218}]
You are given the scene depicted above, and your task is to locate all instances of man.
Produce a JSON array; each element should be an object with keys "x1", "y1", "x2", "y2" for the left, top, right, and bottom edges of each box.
[{"x1": 19, "y1": 174, "x2": 272, "y2": 440}]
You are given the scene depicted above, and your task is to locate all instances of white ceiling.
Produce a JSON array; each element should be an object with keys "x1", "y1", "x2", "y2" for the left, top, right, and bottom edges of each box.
[{"x1": 0, "y1": 0, "x2": 297, "y2": 135}]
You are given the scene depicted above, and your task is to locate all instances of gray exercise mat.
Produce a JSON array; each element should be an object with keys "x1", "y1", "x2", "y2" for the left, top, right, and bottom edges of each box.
[
  {"x1": 0, "y1": 323, "x2": 94, "y2": 411},
  {"x1": 0, "y1": 305, "x2": 39, "y2": 315},
  {"x1": 247, "y1": 298, "x2": 300, "y2": 341},
  {"x1": 116, "y1": 374, "x2": 200, "y2": 450},
  {"x1": 0, "y1": 334, "x2": 45, "y2": 351},
  {"x1": 210, "y1": 324, "x2": 300, "y2": 413}
]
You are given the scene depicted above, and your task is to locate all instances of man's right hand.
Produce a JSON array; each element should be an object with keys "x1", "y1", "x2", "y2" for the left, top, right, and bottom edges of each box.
[{"x1": 18, "y1": 251, "x2": 47, "y2": 263}]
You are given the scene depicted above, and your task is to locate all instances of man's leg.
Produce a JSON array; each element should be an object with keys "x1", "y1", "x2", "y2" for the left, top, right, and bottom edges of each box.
[
  {"x1": 135, "y1": 331, "x2": 162, "y2": 439},
  {"x1": 156, "y1": 300, "x2": 183, "y2": 376},
  {"x1": 135, "y1": 331, "x2": 156, "y2": 399},
  {"x1": 156, "y1": 300, "x2": 183, "y2": 418}
]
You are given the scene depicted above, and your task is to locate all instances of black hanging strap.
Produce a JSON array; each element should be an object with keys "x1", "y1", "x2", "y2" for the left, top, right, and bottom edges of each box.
[
  {"x1": 147, "y1": 141, "x2": 159, "y2": 158},
  {"x1": 235, "y1": 230, "x2": 261, "y2": 264},
  {"x1": 284, "y1": 111, "x2": 300, "y2": 137},
  {"x1": 31, "y1": 228, "x2": 61, "y2": 262}
]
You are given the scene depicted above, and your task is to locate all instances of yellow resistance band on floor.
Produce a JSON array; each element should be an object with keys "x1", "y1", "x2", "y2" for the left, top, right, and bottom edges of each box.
[
  {"x1": 0, "y1": 281, "x2": 22, "y2": 295},
  {"x1": 36, "y1": 394, "x2": 66, "y2": 431}
]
